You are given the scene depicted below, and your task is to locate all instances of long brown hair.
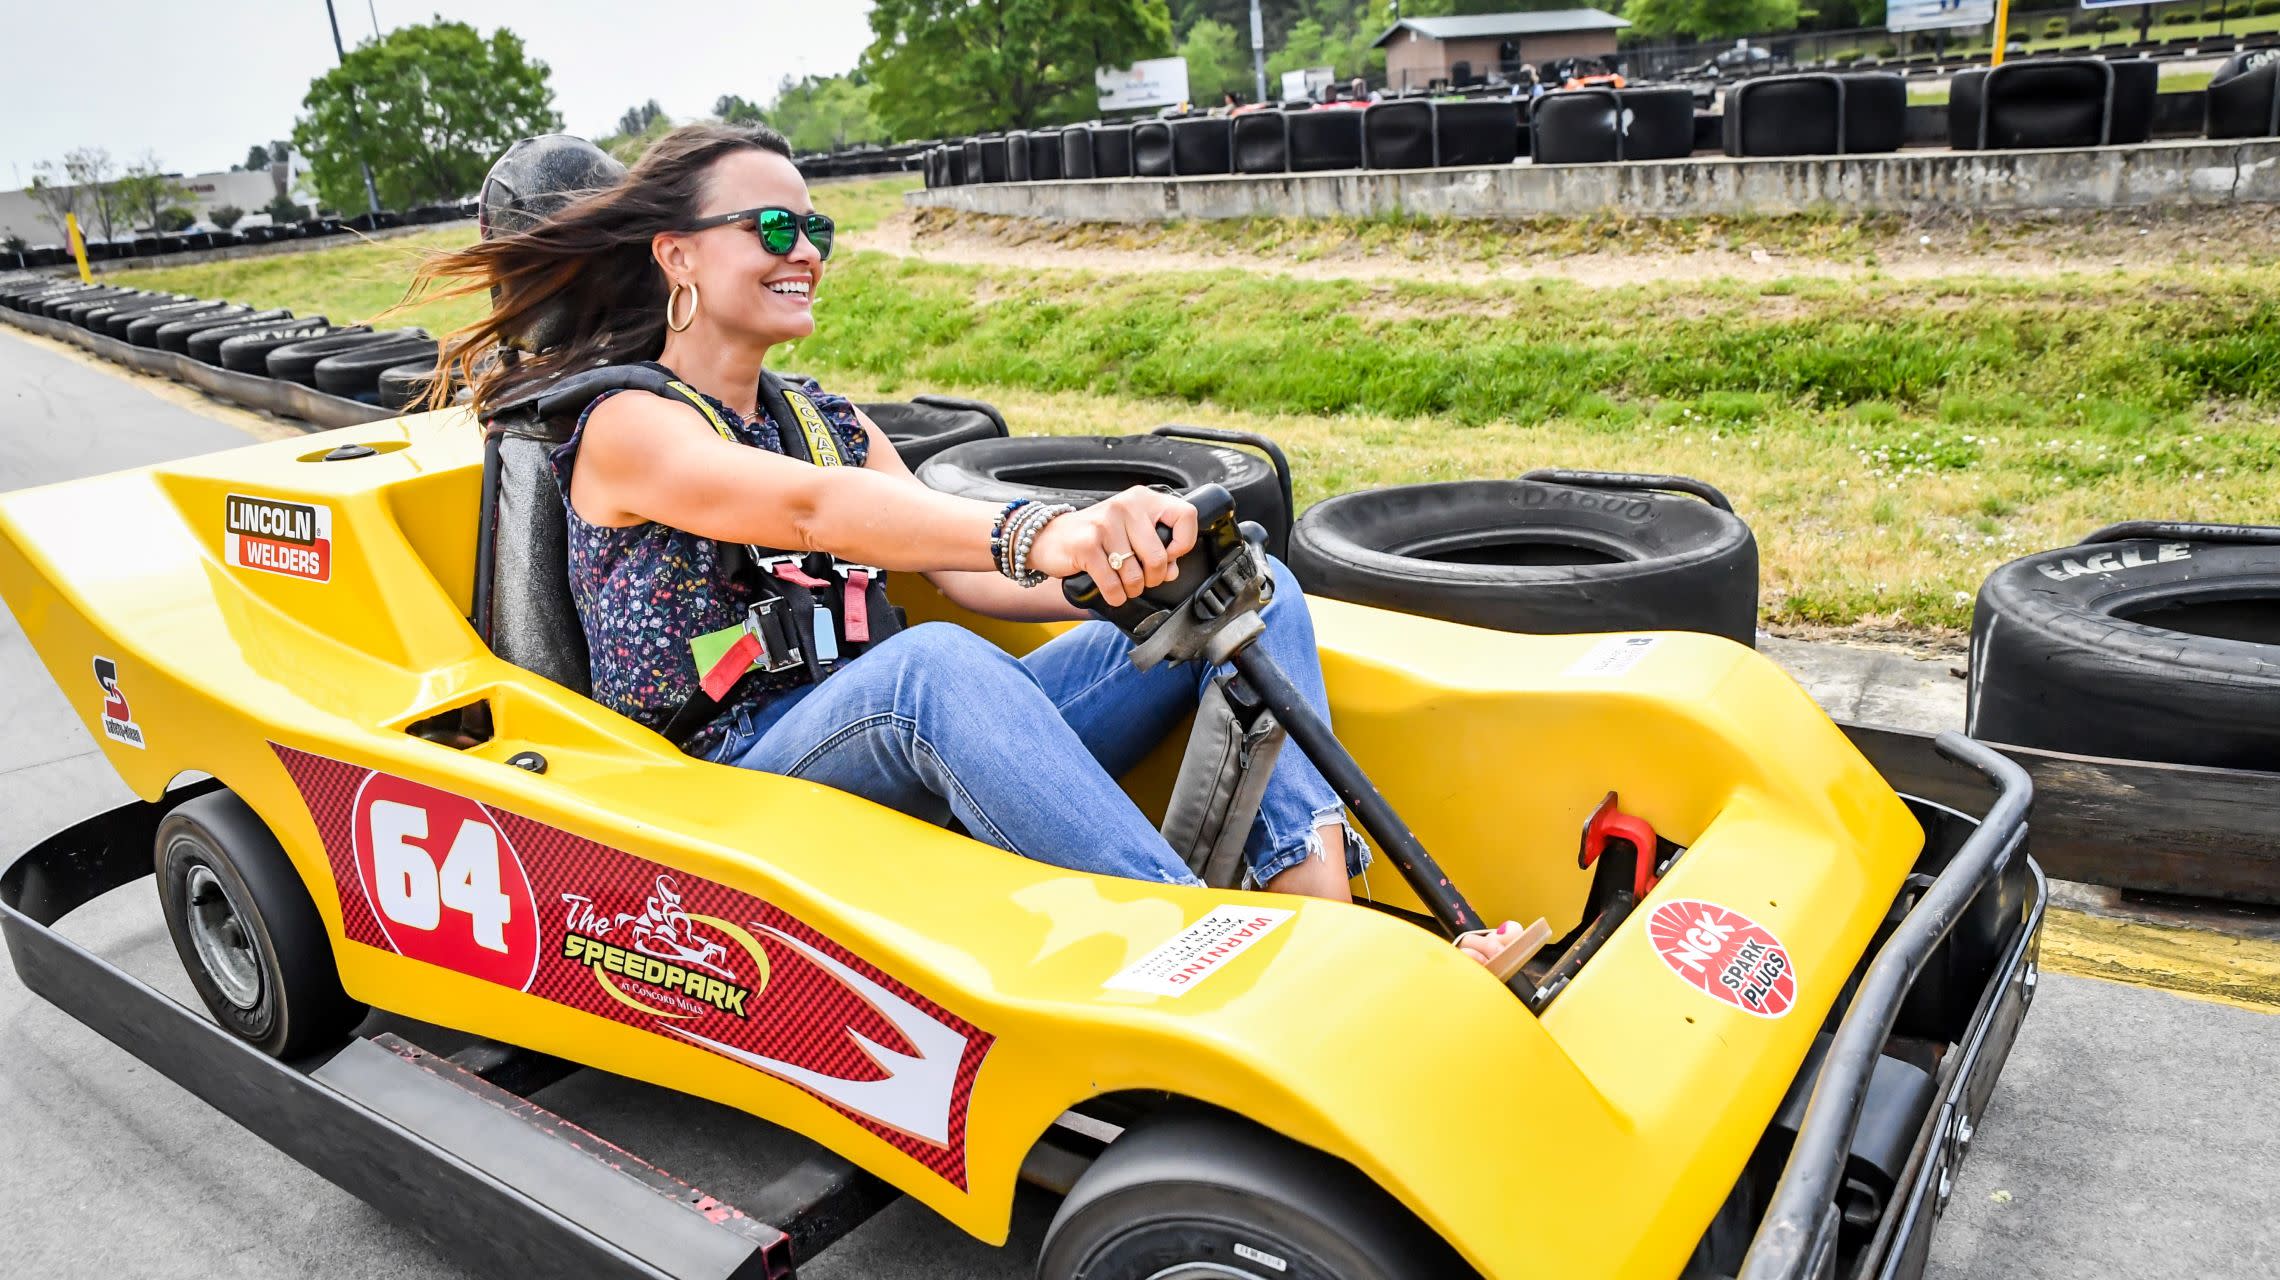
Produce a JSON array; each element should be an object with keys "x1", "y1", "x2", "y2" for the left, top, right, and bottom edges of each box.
[{"x1": 408, "y1": 123, "x2": 793, "y2": 416}]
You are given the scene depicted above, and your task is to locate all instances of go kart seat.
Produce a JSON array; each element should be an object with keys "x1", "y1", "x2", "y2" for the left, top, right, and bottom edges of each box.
[{"x1": 469, "y1": 134, "x2": 629, "y2": 697}]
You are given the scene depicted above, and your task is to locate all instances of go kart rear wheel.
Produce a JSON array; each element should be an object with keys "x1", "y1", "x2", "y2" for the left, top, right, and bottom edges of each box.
[
  {"x1": 156, "y1": 791, "x2": 366, "y2": 1058},
  {"x1": 1039, "y1": 1109, "x2": 1464, "y2": 1280}
]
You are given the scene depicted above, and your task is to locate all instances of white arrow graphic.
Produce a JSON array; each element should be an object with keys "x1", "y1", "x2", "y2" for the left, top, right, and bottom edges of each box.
[{"x1": 665, "y1": 922, "x2": 970, "y2": 1148}]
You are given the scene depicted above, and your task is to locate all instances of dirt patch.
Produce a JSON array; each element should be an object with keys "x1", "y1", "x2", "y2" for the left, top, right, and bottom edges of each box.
[
  {"x1": 1766, "y1": 619, "x2": 1970, "y2": 660},
  {"x1": 858, "y1": 204, "x2": 2280, "y2": 289}
]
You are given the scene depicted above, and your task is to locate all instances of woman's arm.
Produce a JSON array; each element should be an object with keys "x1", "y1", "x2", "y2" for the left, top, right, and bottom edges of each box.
[{"x1": 573, "y1": 392, "x2": 1195, "y2": 606}]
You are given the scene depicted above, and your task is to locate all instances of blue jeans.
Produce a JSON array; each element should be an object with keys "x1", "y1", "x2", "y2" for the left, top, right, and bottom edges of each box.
[{"x1": 704, "y1": 559, "x2": 1366, "y2": 888}]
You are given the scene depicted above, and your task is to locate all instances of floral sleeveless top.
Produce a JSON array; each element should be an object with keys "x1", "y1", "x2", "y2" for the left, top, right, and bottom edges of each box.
[{"x1": 549, "y1": 365, "x2": 870, "y2": 760}]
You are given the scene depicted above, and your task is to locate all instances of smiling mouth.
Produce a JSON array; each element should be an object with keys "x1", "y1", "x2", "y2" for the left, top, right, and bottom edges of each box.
[{"x1": 765, "y1": 279, "x2": 812, "y2": 298}]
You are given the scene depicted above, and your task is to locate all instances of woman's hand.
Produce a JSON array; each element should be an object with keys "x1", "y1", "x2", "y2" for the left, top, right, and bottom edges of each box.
[{"x1": 1028, "y1": 488, "x2": 1200, "y2": 607}]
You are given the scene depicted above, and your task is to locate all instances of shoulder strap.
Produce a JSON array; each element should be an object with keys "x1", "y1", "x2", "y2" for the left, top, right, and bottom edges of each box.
[{"x1": 759, "y1": 370, "x2": 845, "y2": 468}]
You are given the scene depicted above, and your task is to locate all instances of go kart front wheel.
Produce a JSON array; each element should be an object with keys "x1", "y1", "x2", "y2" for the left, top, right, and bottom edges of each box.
[
  {"x1": 155, "y1": 790, "x2": 366, "y2": 1058},
  {"x1": 1039, "y1": 1108, "x2": 1466, "y2": 1280}
]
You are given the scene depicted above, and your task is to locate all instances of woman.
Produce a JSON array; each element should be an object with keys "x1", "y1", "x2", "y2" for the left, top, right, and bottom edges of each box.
[{"x1": 414, "y1": 124, "x2": 1513, "y2": 958}]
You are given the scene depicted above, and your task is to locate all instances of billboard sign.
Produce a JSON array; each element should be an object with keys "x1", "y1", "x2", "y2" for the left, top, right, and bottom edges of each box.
[
  {"x1": 1098, "y1": 57, "x2": 1191, "y2": 112},
  {"x1": 1280, "y1": 66, "x2": 1335, "y2": 102},
  {"x1": 1885, "y1": 0, "x2": 1996, "y2": 33}
]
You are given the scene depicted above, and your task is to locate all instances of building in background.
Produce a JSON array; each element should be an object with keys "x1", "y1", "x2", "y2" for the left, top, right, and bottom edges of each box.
[
  {"x1": 0, "y1": 151, "x2": 316, "y2": 246},
  {"x1": 1373, "y1": 10, "x2": 1632, "y2": 93}
]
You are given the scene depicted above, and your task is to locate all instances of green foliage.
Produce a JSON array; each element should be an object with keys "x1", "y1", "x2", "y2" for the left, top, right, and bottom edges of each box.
[
  {"x1": 1623, "y1": 0, "x2": 1801, "y2": 40},
  {"x1": 63, "y1": 148, "x2": 126, "y2": 242},
  {"x1": 3, "y1": 234, "x2": 25, "y2": 253},
  {"x1": 597, "y1": 105, "x2": 676, "y2": 163},
  {"x1": 112, "y1": 153, "x2": 187, "y2": 233},
  {"x1": 617, "y1": 99, "x2": 665, "y2": 137},
  {"x1": 1181, "y1": 19, "x2": 1253, "y2": 102},
  {"x1": 1265, "y1": 5, "x2": 1391, "y2": 85},
  {"x1": 714, "y1": 94, "x2": 767, "y2": 125},
  {"x1": 209, "y1": 204, "x2": 246, "y2": 231},
  {"x1": 2093, "y1": 16, "x2": 2122, "y2": 31},
  {"x1": 267, "y1": 194, "x2": 311, "y2": 223},
  {"x1": 246, "y1": 144, "x2": 273, "y2": 171},
  {"x1": 292, "y1": 19, "x2": 561, "y2": 213},
  {"x1": 769, "y1": 74, "x2": 887, "y2": 152},
  {"x1": 862, "y1": 0, "x2": 1173, "y2": 135},
  {"x1": 155, "y1": 207, "x2": 196, "y2": 233}
]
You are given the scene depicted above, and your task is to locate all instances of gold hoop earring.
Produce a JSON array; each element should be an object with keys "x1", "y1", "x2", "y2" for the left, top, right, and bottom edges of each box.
[{"x1": 666, "y1": 280, "x2": 700, "y2": 332}]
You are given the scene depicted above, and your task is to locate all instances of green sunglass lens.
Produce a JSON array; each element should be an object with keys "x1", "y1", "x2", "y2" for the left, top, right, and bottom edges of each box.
[
  {"x1": 806, "y1": 217, "x2": 834, "y2": 259},
  {"x1": 755, "y1": 209, "x2": 799, "y2": 255}
]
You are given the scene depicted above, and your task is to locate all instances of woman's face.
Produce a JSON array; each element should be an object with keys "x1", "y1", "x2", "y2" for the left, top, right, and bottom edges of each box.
[{"x1": 660, "y1": 148, "x2": 824, "y2": 348}]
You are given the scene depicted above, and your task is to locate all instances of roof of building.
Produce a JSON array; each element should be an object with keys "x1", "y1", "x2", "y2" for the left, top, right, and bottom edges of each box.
[{"x1": 1371, "y1": 10, "x2": 1631, "y2": 48}]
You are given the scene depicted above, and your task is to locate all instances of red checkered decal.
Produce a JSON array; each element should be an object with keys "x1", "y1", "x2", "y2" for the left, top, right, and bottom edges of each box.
[{"x1": 273, "y1": 743, "x2": 994, "y2": 1188}]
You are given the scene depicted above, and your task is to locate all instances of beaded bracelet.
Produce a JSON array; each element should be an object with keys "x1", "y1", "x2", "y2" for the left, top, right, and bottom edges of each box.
[
  {"x1": 988, "y1": 499, "x2": 1031, "y2": 579},
  {"x1": 1008, "y1": 503, "x2": 1075, "y2": 587}
]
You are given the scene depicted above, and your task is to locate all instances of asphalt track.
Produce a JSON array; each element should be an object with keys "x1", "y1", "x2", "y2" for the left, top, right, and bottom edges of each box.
[{"x1": 2, "y1": 326, "x2": 2274, "y2": 1280}]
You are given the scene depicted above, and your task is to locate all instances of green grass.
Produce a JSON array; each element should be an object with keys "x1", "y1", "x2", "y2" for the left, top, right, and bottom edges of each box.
[
  {"x1": 119, "y1": 177, "x2": 2280, "y2": 634},
  {"x1": 1908, "y1": 61, "x2": 2218, "y2": 106}
]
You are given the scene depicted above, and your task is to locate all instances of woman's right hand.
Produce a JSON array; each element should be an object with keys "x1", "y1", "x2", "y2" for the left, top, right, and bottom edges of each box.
[{"x1": 1028, "y1": 488, "x2": 1200, "y2": 607}]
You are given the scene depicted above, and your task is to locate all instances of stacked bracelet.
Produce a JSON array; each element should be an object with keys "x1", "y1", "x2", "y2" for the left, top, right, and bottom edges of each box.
[
  {"x1": 988, "y1": 499, "x2": 1031, "y2": 579},
  {"x1": 1004, "y1": 502, "x2": 1074, "y2": 588}
]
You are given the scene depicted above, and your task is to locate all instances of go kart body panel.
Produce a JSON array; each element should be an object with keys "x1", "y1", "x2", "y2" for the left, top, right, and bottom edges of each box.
[{"x1": 1, "y1": 416, "x2": 1936, "y2": 1280}]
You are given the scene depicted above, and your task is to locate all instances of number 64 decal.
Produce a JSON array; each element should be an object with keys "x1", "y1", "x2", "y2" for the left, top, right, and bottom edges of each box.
[{"x1": 351, "y1": 773, "x2": 541, "y2": 990}]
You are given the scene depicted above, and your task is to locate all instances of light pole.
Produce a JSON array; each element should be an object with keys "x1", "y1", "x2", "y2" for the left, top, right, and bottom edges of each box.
[
  {"x1": 1249, "y1": 0, "x2": 1268, "y2": 104},
  {"x1": 323, "y1": 0, "x2": 384, "y2": 214}
]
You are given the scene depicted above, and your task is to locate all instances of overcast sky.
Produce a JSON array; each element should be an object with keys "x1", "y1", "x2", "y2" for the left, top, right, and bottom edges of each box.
[{"x1": 0, "y1": 0, "x2": 877, "y2": 185}]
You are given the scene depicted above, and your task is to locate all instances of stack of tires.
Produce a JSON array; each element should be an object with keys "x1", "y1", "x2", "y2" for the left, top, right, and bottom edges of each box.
[
  {"x1": 1531, "y1": 88, "x2": 1697, "y2": 165},
  {"x1": 1722, "y1": 72, "x2": 1907, "y2": 157},
  {"x1": 856, "y1": 394, "x2": 1010, "y2": 469},
  {"x1": 1967, "y1": 522, "x2": 2280, "y2": 769},
  {"x1": 2205, "y1": 49, "x2": 2279, "y2": 140},
  {"x1": 1949, "y1": 57, "x2": 2158, "y2": 149},
  {"x1": 1289, "y1": 471, "x2": 1759, "y2": 647}
]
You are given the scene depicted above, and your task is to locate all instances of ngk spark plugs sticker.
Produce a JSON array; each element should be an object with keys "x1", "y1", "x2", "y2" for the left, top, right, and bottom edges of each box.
[
  {"x1": 92, "y1": 656, "x2": 145, "y2": 748},
  {"x1": 1104, "y1": 905, "x2": 1294, "y2": 996},
  {"x1": 272, "y1": 744, "x2": 994, "y2": 1187},
  {"x1": 225, "y1": 494, "x2": 332, "y2": 582},
  {"x1": 1646, "y1": 899, "x2": 1797, "y2": 1018}
]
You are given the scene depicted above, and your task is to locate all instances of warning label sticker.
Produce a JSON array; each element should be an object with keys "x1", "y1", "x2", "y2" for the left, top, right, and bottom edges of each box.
[
  {"x1": 1104, "y1": 905, "x2": 1294, "y2": 997},
  {"x1": 225, "y1": 493, "x2": 332, "y2": 582},
  {"x1": 1563, "y1": 635, "x2": 1659, "y2": 679},
  {"x1": 1646, "y1": 899, "x2": 1798, "y2": 1018}
]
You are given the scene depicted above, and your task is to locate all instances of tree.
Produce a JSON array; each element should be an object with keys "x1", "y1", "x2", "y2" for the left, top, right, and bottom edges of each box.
[
  {"x1": 113, "y1": 153, "x2": 188, "y2": 233},
  {"x1": 862, "y1": 0, "x2": 1174, "y2": 136},
  {"x1": 769, "y1": 74, "x2": 887, "y2": 152},
  {"x1": 617, "y1": 99, "x2": 665, "y2": 137},
  {"x1": 155, "y1": 207, "x2": 197, "y2": 233},
  {"x1": 1180, "y1": 17, "x2": 1250, "y2": 102},
  {"x1": 63, "y1": 148, "x2": 125, "y2": 242},
  {"x1": 246, "y1": 143, "x2": 274, "y2": 171},
  {"x1": 714, "y1": 94, "x2": 767, "y2": 125},
  {"x1": 1621, "y1": 0, "x2": 1800, "y2": 40},
  {"x1": 210, "y1": 205, "x2": 246, "y2": 230},
  {"x1": 23, "y1": 169, "x2": 82, "y2": 241},
  {"x1": 268, "y1": 194, "x2": 311, "y2": 224},
  {"x1": 292, "y1": 19, "x2": 561, "y2": 212}
]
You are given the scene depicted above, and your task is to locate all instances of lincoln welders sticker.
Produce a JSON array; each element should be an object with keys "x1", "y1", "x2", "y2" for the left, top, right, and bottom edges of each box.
[
  {"x1": 270, "y1": 743, "x2": 994, "y2": 1188},
  {"x1": 224, "y1": 493, "x2": 332, "y2": 582},
  {"x1": 1646, "y1": 899, "x2": 1798, "y2": 1018}
]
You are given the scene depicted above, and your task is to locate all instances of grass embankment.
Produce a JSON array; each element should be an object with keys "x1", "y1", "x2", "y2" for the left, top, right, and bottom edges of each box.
[{"x1": 126, "y1": 176, "x2": 2280, "y2": 636}]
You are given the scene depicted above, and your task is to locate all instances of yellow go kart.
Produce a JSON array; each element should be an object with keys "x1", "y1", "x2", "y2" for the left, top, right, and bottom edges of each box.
[{"x1": 0, "y1": 396, "x2": 2040, "y2": 1279}]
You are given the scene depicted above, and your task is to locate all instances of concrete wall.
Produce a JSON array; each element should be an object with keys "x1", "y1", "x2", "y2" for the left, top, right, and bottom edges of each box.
[{"x1": 909, "y1": 138, "x2": 2280, "y2": 221}]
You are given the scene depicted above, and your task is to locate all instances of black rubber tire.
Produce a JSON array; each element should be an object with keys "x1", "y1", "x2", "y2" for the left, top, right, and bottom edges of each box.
[
  {"x1": 2206, "y1": 49, "x2": 2279, "y2": 140},
  {"x1": 1170, "y1": 116, "x2": 1232, "y2": 175},
  {"x1": 377, "y1": 359, "x2": 442, "y2": 411},
  {"x1": 1841, "y1": 72, "x2": 1909, "y2": 154},
  {"x1": 155, "y1": 790, "x2": 368, "y2": 1059},
  {"x1": 220, "y1": 321, "x2": 345, "y2": 372},
  {"x1": 157, "y1": 306, "x2": 280, "y2": 354},
  {"x1": 1288, "y1": 477, "x2": 1759, "y2": 646},
  {"x1": 1132, "y1": 121, "x2": 1174, "y2": 177},
  {"x1": 859, "y1": 394, "x2": 1009, "y2": 470},
  {"x1": 1363, "y1": 100, "x2": 1436, "y2": 169},
  {"x1": 76, "y1": 293, "x2": 183, "y2": 330},
  {"x1": 187, "y1": 312, "x2": 307, "y2": 364},
  {"x1": 1967, "y1": 523, "x2": 2280, "y2": 769},
  {"x1": 1091, "y1": 125, "x2": 1135, "y2": 179},
  {"x1": 313, "y1": 335, "x2": 438, "y2": 400},
  {"x1": 1037, "y1": 1107, "x2": 1465, "y2": 1280},
  {"x1": 1290, "y1": 109, "x2": 1364, "y2": 172},
  {"x1": 1724, "y1": 75, "x2": 1844, "y2": 157},
  {"x1": 1233, "y1": 112, "x2": 1290, "y2": 174},
  {"x1": 1434, "y1": 98, "x2": 1520, "y2": 167},
  {"x1": 1950, "y1": 58, "x2": 2158, "y2": 149},
  {"x1": 269, "y1": 328, "x2": 413, "y2": 386},
  {"x1": 917, "y1": 434, "x2": 1291, "y2": 559},
  {"x1": 1059, "y1": 127, "x2": 1096, "y2": 179},
  {"x1": 124, "y1": 300, "x2": 230, "y2": 345}
]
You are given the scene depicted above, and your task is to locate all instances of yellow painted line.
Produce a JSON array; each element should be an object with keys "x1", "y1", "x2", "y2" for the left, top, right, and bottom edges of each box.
[{"x1": 2042, "y1": 907, "x2": 2280, "y2": 1016}]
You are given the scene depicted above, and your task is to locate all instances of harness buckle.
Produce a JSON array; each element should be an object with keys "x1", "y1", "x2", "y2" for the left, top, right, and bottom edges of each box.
[{"x1": 742, "y1": 598, "x2": 808, "y2": 675}]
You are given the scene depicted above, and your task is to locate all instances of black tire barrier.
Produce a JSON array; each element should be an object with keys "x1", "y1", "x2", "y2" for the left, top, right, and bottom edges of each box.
[
  {"x1": 1843, "y1": 72, "x2": 1909, "y2": 153},
  {"x1": 1287, "y1": 474, "x2": 1759, "y2": 648},
  {"x1": 113, "y1": 297, "x2": 221, "y2": 341},
  {"x1": 1365, "y1": 100, "x2": 1437, "y2": 169},
  {"x1": 312, "y1": 335, "x2": 439, "y2": 401},
  {"x1": 1060, "y1": 127, "x2": 1096, "y2": 179},
  {"x1": 83, "y1": 293, "x2": 193, "y2": 333},
  {"x1": 126, "y1": 300, "x2": 235, "y2": 347},
  {"x1": 1531, "y1": 88, "x2": 1697, "y2": 165},
  {"x1": 39, "y1": 286, "x2": 130, "y2": 319},
  {"x1": 961, "y1": 138, "x2": 985, "y2": 184},
  {"x1": 2206, "y1": 49, "x2": 2279, "y2": 139},
  {"x1": 149, "y1": 303, "x2": 262, "y2": 349},
  {"x1": 1007, "y1": 130, "x2": 1032, "y2": 182},
  {"x1": 1949, "y1": 57, "x2": 2158, "y2": 149},
  {"x1": 378, "y1": 359, "x2": 440, "y2": 411},
  {"x1": 1092, "y1": 124, "x2": 1135, "y2": 178},
  {"x1": 267, "y1": 328, "x2": 412, "y2": 386},
  {"x1": 1233, "y1": 112, "x2": 1290, "y2": 174},
  {"x1": 218, "y1": 320, "x2": 342, "y2": 372},
  {"x1": 1725, "y1": 75, "x2": 1846, "y2": 156},
  {"x1": 1170, "y1": 116, "x2": 1233, "y2": 175},
  {"x1": 1023, "y1": 129, "x2": 1063, "y2": 181},
  {"x1": 186, "y1": 312, "x2": 308, "y2": 364},
  {"x1": 1967, "y1": 522, "x2": 2280, "y2": 769},
  {"x1": 1435, "y1": 99, "x2": 1521, "y2": 167},
  {"x1": 1133, "y1": 121, "x2": 1175, "y2": 177},
  {"x1": 55, "y1": 290, "x2": 150, "y2": 324},
  {"x1": 977, "y1": 136, "x2": 1011, "y2": 183},
  {"x1": 916, "y1": 433, "x2": 1292, "y2": 559},
  {"x1": 858, "y1": 394, "x2": 1010, "y2": 470},
  {"x1": 1289, "y1": 108, "x2": 1366, "y2": 171}
]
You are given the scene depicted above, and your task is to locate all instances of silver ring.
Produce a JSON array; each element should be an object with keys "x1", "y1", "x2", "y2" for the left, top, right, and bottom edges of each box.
[{"x1": 1106, "y1": 550, "x2": 1131, "y2": 573}]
